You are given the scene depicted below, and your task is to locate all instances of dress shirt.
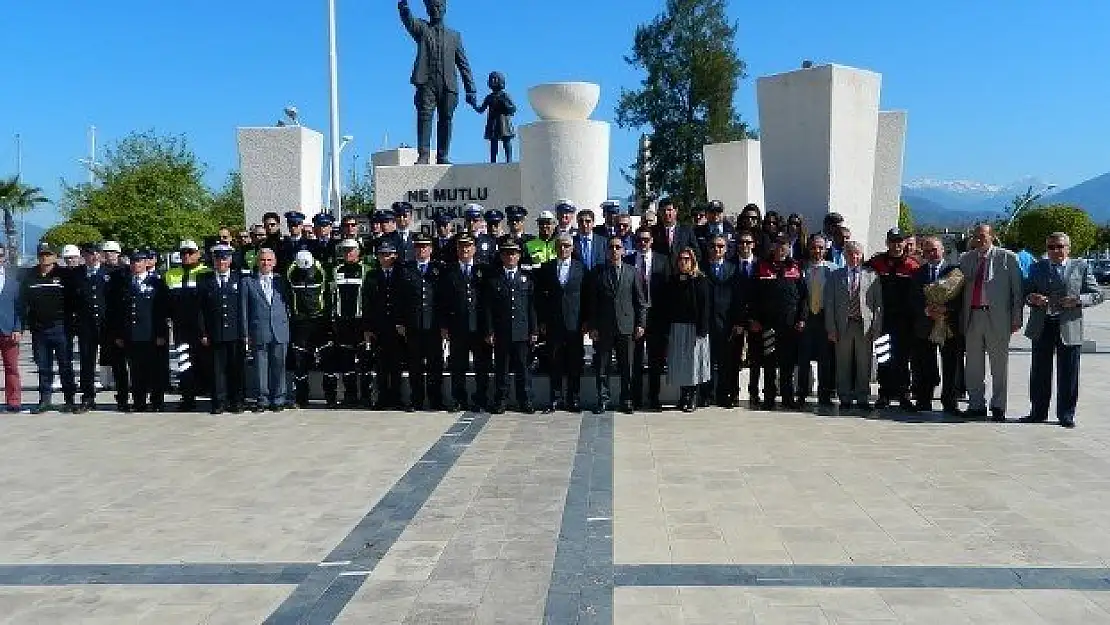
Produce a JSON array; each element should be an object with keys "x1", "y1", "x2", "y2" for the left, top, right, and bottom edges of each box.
[
  {"x1": 738, "y1": 255, "x2": 754, "y2": 277},
  {"x1": 558, "y1": 260, "x2": 570, "y2": 286},
  {"x1": 260, "y1": 274, "x2": 273, "y2": 303},
  {"x1": 808, "y1": 262, "x2": 828, "y2": 314}
]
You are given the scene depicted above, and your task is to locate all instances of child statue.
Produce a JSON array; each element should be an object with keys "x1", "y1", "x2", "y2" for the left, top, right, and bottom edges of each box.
[{"x1": 473, "y1": 71, "x2": 517, "y2": 163}]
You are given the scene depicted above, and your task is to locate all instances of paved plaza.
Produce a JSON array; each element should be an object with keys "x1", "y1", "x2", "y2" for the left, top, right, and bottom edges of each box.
[{"x1": 4, "y1": 313, "x2": 1110, "y2": 622}]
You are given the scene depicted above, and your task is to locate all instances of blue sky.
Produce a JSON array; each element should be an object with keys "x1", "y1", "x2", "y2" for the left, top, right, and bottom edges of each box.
[{"x1": 3, "y1": 0, "x2": 1108, "y2": 228}]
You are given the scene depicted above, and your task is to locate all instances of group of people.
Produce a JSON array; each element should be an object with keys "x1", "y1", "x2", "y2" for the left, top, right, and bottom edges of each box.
[{"x1": 0, "y1": 198, "x2": 1100, "y2": 426}]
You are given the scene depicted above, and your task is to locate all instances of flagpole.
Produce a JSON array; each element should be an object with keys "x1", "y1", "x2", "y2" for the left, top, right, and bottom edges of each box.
[{"x1": 327, "y1": 0, "x2": 343, "y2": 216}]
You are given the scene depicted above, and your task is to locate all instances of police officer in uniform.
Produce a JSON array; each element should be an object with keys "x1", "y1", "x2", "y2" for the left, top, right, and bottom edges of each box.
[
  {"x1": 695, "y1": 200, "x2": 736, "y2": 259},
  {"x1": 71, "y1": 243, "x2": 112, "y2": 412},
  {"x1": 524, "y1": 210, "x2": 559, "y2": 270},
  {"x1": 749, "y1": 235, "x2": 808, "y2": 410},
  {"x1": 865, "y1": 228, "x2": 922, "y2": 410},
  {"x1": 392, "y1": 202, "x2": 418, "y2": 261},
  {"x1": 106, "y1": 249, "x2": 170, "y2": 412},
  {"x1": 399, "y1": 233, "x2": 445, "y2": 410},
  {"x1": 505, "y1": 205, "x2": 533, "y2": 244},
  {"x1": 279, "y1": 211, "x2": 313, "y2": 271},
  {"x1": 593, "y1": 200, "x2": 623, "y2": 239},
  {"x1": 363, "y1": 241, "x2": 407, "y2": 410},
  {"x1": 286, "y1": 249, "x2": 329, "y2": 407},
  {"x1": 438, "y1": 233, "x2": 492, "y2": 412},
  {"x1": 431, "y1": 213, "x2": 456, "y2": 263},
  {"x1": 461, "y1": 204, "x2": 497, "y2": 264},
  {"x1": 323, "y1": 238, "x2": 370, "y2": 408},
  {"x1": 164, "y1": 240, "x2": 211, "y2": 411},
  {"x1": 198, "y1": 246, "x2": 245, "y2": 414},
  {"x1": 484, "y1": 240, "x2": 537, "y2": 414},
  {"x1": 309, "y1": 213, "x2": 339, "y2": 268}
]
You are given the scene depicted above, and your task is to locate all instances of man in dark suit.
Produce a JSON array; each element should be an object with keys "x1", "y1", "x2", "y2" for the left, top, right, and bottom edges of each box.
[
  {"x1": 701, "y1": 234, "x2": 741, "y2": 407},
  {"x1": 198, "y1": 246, "x2": 245, "y2": 414},
  {"x1": 733, "y1": 231, "x2": 761, "y2": 402},
  {"x1": 573, "y1": 210, "x2": 606, "y2": 272},
  {"x1": 1021, "y1": 232, "x2": 1103, "y2": 428},
  {"x1": 105, "y1": 250, "x2": 170, "y2": 412},
  {"x1": 431, "y1": 213, "x2": 456, "y2": 263},
  {"x1": 593, "y1": 201, "x2": 623, "y2": 239},
  {"x1": 71, "y1": 244, "x2": 112, "y2": 412},
  {"x1": 437, "y1": 233, "x2": 492, "y2": 411},
  {"x1": 363, "y1": 241, "x2": 407, "y2": 410},
  {"x1": 588, "y1": 236, "x2": 648, "y2": 414},
  {"x1": 537, "y1": 233, "x2": 587, "y2": 412},
  {"x1": 910, "y1": 236, "x2": 964, "y2": 415},
  {"x1": 399, "y1": 234, "x2": 445, "y2": 411},
  {"x1": 397, "y1": 0, "x2": 478, "y2": 164},
  {"x1": 484, "y1": 240, "x2": 537, "y2": 414},
  {"x1": 241, "y1": 248, "x2": 292, "y2": 411},
  {"x1": 628, "y1": 228, "x2": 670, "y2": 410},
  {"x1": 651, "y1": 197, "x2": 700, "y2": 264}
]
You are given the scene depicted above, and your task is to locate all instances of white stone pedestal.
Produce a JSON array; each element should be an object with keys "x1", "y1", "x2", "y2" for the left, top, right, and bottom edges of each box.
[
  {"x1": 520, "y1": 82, "x2": 610, "y2": 220},
  {"x1": 757, "y1": 64, "x2": 882, "y2": 251},
  {"x1": 703, "y1": 139, "x2": 765, "y2": 212},
  {"x1": 237, "y1": 126, "x2": 324, "y2": 227},
  {"x1": 868, "y1": 111, "x2": 908, "y2": 251},
  {"x1": 373, "y1": 160, "x2": 523, "y2": 223}
]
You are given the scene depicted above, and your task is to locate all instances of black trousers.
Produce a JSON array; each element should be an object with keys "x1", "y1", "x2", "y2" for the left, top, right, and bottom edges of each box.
[
  {"x1": 211, "y1": 340, "x2": 244, "y2": 406},
  {"x1": 702, "y1": 329, "x2": 738, "y2": 403},
  {"x1": 407, "y1": 327, "x2": 444, "y2": 406},
  {"x1": 632, "y1": 329, "x2": 667, "y2": 404},
  {"x1": 373, "y1": 327, "x2": 405, "y2": 407},
  {"x1": 174, "y1": 328, "x2": 209, "y2": 401},
  {"x1": 290, "y1": 318, "x2": 327, "y2": 405},
  {"x1": 415, "y1": 84, "x2": 459, "y2": 161},
  {"x1": 761, "y1": 326, "x2": 799, "y2": 403},
  {"x1": 1029, "y1": 319, "x2": 1080, "y2": 423},
  {"x1": 448, "y1": 330, "x2": 492, "y2": 407},
  {"x1": 493, "y1": 339, "x2": 532, "y2": 407},
  {"x1": 744, "y1": 329, "x2": 762, "y2": 397},
  {"x1": 595, "y1": 333, "x2": 633, "y2": 404},
  {"x1": 797, "y1": 312, "x2": 835, "y2": 400},
  {"x1": 548, "y1": 333, "x2": 583, "y2": 402},
  {"x1": 912, "y1": 335, "x2": 964, "y2": 408},
  {"x1": 322, "y1": 324, "x2": 371, "y2": 403},
  {"x1": 113, "y1": 341, "x2": 162, "y2": 408},
  {"x1": 877, "y1": 322, "x2": 913, "y2": 399},
  {"x1": 76, "y1": 324, "x2": 102, "y2": 404}
]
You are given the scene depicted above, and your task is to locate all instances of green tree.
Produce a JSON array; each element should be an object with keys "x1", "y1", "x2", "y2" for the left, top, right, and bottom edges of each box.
[
  {"x1": 41, "y1": 223, "x2": 104, "y2": 249},
  {"x1": 615, "y1": 0, "x2": 752, "y2": 218},
  {"x1": 898, "y1": 200, "x2": 915, "y2": 234},
  {"x1": 1010, "y1": 204, "x2": 1096, "y2": 255},
  {"x1": 1094, "y1": 224, "x2": 1110, "y2": 254},
  {"x1": 209, "y1": 171, "x2": 245, "y2": 229},
  {"x1": 59, "y1": 131, "x2": 219, "y2": 251},
  {"x1": 341, "y1": 160, "x2": 375, "y2": 216},
  {"x1": 0, "y1": 176, "x2": 50, "y2": 260}
]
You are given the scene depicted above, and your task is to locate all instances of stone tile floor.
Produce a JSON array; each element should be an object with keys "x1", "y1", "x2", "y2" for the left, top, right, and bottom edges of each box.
[{"x1": 2, "y1": 351, "x2": 1110, "y2": 623}]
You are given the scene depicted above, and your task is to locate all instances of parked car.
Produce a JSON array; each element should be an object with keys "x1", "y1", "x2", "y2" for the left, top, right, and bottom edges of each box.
[{"x1": 1093, "y1": 260, "x2": 1110, "y2": 285}]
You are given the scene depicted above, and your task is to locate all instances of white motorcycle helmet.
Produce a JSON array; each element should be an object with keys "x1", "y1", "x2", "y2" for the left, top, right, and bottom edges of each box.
[{"x1": 294, "y1": 249, "x2": 314, "y2": 270}]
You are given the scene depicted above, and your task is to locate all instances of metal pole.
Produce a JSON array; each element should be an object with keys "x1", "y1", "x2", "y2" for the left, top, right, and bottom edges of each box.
[
  {"x1": 326, "y1": 0, "x2": 342, "y2": 216},
  {"x1": 16, "y1": 134, "x2": 23, "y2": 263},
  {"x1": 88, "y1": 125, "x2": 97, "y2": 184}
]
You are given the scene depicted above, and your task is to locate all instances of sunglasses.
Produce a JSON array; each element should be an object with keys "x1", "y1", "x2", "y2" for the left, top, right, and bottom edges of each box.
[
  {"x1": 1047, "y1": 244, "x2": 1067, "y2": 250},
  {"x1": 609, "y1": 244, "x2": 623, "y2": 250},
  {"x1": 738, "y1": 239, "x2": 755, "y2": 244},
  {"x1": 265, "y1": 222, "x2": 279, "y2": 228},
  {"x1": 637, "y1": 238, "x2": 652, "y2": 244},
  {"x1": 714, "y1": 243, "x2": 727, "y2": 248}
]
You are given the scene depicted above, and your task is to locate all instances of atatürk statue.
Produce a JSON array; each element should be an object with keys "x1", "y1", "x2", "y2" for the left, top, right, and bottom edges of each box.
[{"x1": 398, "y1": 0, "x2": 478, "y2": 165}]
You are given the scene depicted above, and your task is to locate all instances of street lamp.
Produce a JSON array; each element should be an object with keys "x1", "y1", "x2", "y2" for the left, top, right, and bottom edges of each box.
[
  {"x1": 325, "y1": 135, "x2": 354, "y2": 214},
  {"x1": 1004, "y1": 183, "x2": 1057, "y2": 233},
  {"x1": 326, "y1": 0, "x2": 343, "y2": 216}
]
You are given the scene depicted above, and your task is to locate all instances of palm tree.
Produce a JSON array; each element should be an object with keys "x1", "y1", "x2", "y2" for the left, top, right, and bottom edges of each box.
[{"x1": 0, "y1": 176, "x2": 50, "y2": 263}]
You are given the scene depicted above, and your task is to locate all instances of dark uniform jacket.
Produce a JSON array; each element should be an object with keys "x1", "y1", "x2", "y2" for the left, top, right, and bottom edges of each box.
[
  {"x1": 483, "y1": 267, "x2": 536, "y2": 342},
  {"x1": 70, "y1": 264, "x2": 112, "y2": 334},
  {"x1": 106, "y1": 272, "x2": 170, "y2": 343},
  {"x1": 363, "y1": 265, "x2": 403, "y2": 333},
  {"x1": 437, "y1": 262, "x2": 487, "y2": 335},
  {"x1": 624, "y1": 251, "x2": 670, "y2": 333},
  {"x1": 19, "y1": 265, "x2": 74, "y2": 332},
  {"x1": 197, "y1": 272, "x2": 244, "y2": 342},
  {"x1": 399, "y1": 259, "x2": 442, "y2": 331},
  {"x1": 586, "y1": 262, "x2": 648, "y2": 337},
  {"x1": 865, "y1": 252, "x2": 921, "y2": 327},
  {"x1": 750, "y1": 259, "x2": 808, "y2": 328},
  {"x1": 537, "y1": 258, "x2": 586, "y2": 339}
]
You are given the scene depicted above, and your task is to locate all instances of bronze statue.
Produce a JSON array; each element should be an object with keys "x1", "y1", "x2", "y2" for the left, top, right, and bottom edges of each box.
[
  {"x1": 473, "y1": 71, "x2": 516, "y2": 163},
  {"x1": 397, "y1": 0, "x2": 478, "y2": 165}
]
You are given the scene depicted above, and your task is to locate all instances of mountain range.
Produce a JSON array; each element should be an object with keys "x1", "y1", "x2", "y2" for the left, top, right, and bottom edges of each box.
[{"x1": 903, "y1": 172, "x2": 1110, "y2": 227}]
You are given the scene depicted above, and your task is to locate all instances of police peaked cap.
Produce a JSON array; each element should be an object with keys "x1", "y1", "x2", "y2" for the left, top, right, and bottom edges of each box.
[
  {"x1": 391, "y1": 201, "x2": 414, "y2": 215},
  {"x1": 284, "y1": 211, "x2": 306, "y2": 225}
]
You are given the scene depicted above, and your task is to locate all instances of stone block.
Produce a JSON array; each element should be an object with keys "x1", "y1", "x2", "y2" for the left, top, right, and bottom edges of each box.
[
  {"x1": 703, "y1": 139, "x2": 765, "y2": 212},
  {"x1": 869, "y1": 111, "x2": 908, "y2": 253},
  {"x1": 237, "y1": 126, "x2": 324, "y2": 228},
  {"x1": 372, "y1": 161, "x2": 522, "y2": 225}
]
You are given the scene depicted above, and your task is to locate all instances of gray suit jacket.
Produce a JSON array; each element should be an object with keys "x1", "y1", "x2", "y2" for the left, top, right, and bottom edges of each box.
[
  {"x1": 824, "y1": 267, "x2": 883, "y2": 339},
  {"x1": 240, "y1": 273, "x2": 291, "y2": 345},
  {"x1": 588, "y1": 263, "x2": 648, "y2": 337},
  {"x1": 0, "y1": 266, "x2": 22, "y2": 335},
  {"x1": 1023, "y1": 258, "x2": 1103, "y2": 345},
  {"x1": 399, "y1": 4, "x2": 476, "y2": 95},
  {"x1": 958, "y1": 246, "x2": 1024, "y2": 335}
]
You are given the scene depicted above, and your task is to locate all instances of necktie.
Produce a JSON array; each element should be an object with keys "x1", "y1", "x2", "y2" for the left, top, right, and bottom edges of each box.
[
  {"x1": 385, "y1": 269, "x2": 392, "y2": 281},
  {"x1": 809, "y1": 266, "x2": 823, "y2": 315},
  {"x1": 741, "y1": 260, "x2": 748, "y2": 276},
  {"x1": 463, "y1": 264, "x2": 470, "y2": 279},
  {"x1": 559, "y1": 262, "x2": 568, "y2": 286},
  {"x1": 508, "y1": 270, "x2": 515, "y2": 282},
  {"x1": 848, "y1": 270, "x2": 861, "y2": 319},
  {"x1": 668, "y1": 227, "x2": 674, "y2": 246},
  {"x1": 219, "y1": 276, "x2": 226, "y2": 289},
  {"x1": 420, "y1": 263, "x2": 427, "y2": 276},
  {"x1": 931, "y1": 265, "x2": 937, "y2": 282},
  {"x1": 972, "y1": 255, "x2": 988, "y2": 307},
  {"x1": 715, "y1": 263, "x2": 722, "y2": 279},
  {"x1": 262, "y1": 277, "x2": 272, "y2": 303}
]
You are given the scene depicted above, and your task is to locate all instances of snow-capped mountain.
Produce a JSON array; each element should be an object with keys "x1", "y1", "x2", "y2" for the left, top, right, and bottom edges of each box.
[
  {"x1": 903, "y1": 176, "x2": 1056, "y2": 214},
  {"x1": 904, "y1": 178, "x2": 1005, "y2": 196}
]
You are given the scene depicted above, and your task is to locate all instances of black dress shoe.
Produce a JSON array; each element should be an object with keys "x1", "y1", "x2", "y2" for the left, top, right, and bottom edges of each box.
[
  {"x1": 648, "y1": 400, "x2": 663, "y2": 412},
  {"x1": 840, "y1": 400, "x2": 854, "y2": 409},
  {"x1": 817, "y1": 395, "x2": 835, "y2": 407},
  {"x1": 1060, "y1": 420, "x2": 1076, "y2": 429},
  {"x1": 31, "y1": 403, "x2": 53, "y2": 414},
  {"x1": 760, "y1": 401, "x2": 776, "y2": 411},
  {"x1": 965, "y1": 408, "x2": 988, "y2": 419},
  {"x1": 942, "y1": 404, "x2": 963, "y2": 416},
  {"x1": 857, "y1": 401, "x2": 873, "y2": 410},
  {"x1": 592, "y1": 404, "x2": 605, "y2": 414},
  {"x1": 1019, "y1": 415, "x2": 1047, "y2": 423},
  {"x1": 520, "y1": 404, "x2": 536, "y2": 415},
  {"x1": 621, "y1": 401, "x2": 634, "y2": 414},
  {"x1": 542, "y1": 405, "x2": 556, "y2": 414},
  {"x1": 230, "y1": 404, "x2": 244, "y2": 414},
  {"x1": 71, "y1": 404, "x2": 87, "y2": 414},
  {"x1": 210, "y1": 405, "x2": 225, "y2": 415},
  {"x1": 990, "y1": 408, "x2": 1006, "y2": 422},
  {"x1": 874, "y1": 397, "x2": 890, "y2": 409},
  {"x1": 566, "y1": 401, "x2": 581, "y2": 412},
  {"x1": 252, "y1": 405, "x2": 267, "y2": 413},
  {"x1": 178, "y1": 399, "x2": 197, "y2": 412},
  {"x1": 403, "y1": 403, "x2": 416, "y2": 413},
  {"x1": 489, "y1": 403, "x2": 506, "y2": 415},
  {"x1": 269, "y1": 404, "x2": 284, "y2": 412},
  {"x1": 326, "y1": 398, "x2": 340, "y2": 409}
]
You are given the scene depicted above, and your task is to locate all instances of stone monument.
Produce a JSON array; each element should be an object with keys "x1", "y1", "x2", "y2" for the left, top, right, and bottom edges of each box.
[
  {"x1": 519, "y1": 82, "x2": 610, "y2": 223},
  {"x1": 703, "y1": 139, "x2": 765, "y2": 213},
  {"x1": 237, "y1": 125, "x2": 324, "y2": 228},
  {"x1": 397, "y1": 0, "x2": 478, "y2": 165},
  {"x1": 868, "y1": 110, "x2": 908, "y2": 253}
]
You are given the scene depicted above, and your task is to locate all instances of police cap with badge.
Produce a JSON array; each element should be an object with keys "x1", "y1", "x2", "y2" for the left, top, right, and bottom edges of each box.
[
  {"x1": 600, "y1": 200, "x2": 622, "y2": 216},
  {"x1": 312, "y1": 213, "x2": 335, "y2": 228},
  {"x1": 284, "y1": 211, "x2": 307, "y2": 227},
  {"x1": 505, "y1": 205, "x2": 527, "y2": 222},
  {"x1": 484, "y1": 209, "x2": 505, "y2": 225},
  {"x1": 372, "y1": 209, "x2": 395, "y2": 224}
]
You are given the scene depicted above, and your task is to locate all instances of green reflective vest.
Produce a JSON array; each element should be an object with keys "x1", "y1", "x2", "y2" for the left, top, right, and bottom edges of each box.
[{"x1": 525, "y1": 237, "x2": 558, "y2": 266}]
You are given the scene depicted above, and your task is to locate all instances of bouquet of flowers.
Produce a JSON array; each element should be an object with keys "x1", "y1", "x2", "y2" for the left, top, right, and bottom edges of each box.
[{"x1": 923, "y1": 268, "x2": 965, "y2": 345}]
